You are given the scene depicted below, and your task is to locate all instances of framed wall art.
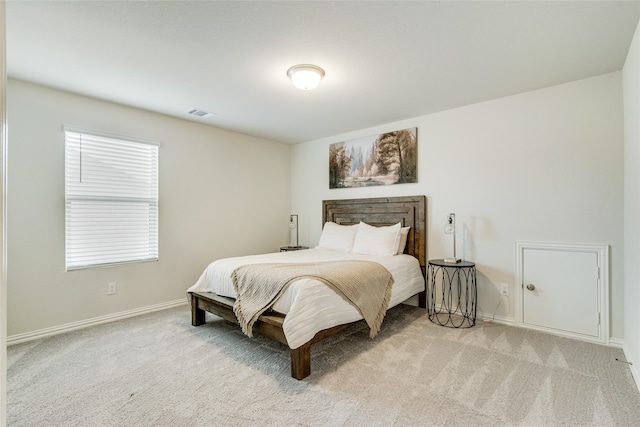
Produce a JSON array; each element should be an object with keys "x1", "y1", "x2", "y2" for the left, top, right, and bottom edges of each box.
[{"x1": 329, "y1": 127, "x2": 417, "y2": 189}]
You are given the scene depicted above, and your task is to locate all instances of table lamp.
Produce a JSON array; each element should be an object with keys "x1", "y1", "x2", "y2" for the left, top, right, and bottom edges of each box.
[{"x1": 443, "y1": 213, "x2": 461, "y2": 263}]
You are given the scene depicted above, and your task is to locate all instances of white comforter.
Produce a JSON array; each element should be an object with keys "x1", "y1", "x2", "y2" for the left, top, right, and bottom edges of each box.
[{"x1": 187, "y1": 248, "x2": 425, "y2": 349}]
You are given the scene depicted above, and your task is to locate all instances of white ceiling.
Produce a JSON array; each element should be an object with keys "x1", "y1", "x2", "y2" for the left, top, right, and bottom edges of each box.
[{"x1": 7, "y1": 1, "x2": 640, "y2": 144}]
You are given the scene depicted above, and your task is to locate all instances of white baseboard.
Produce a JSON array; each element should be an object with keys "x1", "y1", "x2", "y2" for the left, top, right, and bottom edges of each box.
[
  {"x1": 476, "y1": 311, "x2": 516, "y2": 326},
  {"x1": 7, "y1": 298, "x2": 187, "y2": 346},
  {"x1": 609, "y1": 337, "x2": 625, "y2": 348},
  {"x1": 622, "y1": 342, "x2": 640, "y2": 394}
]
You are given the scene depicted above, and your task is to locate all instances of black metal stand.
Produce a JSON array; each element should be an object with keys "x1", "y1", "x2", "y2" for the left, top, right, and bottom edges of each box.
[{"x1": 427, "y1": 259, "x2": 477, "y2": 328}]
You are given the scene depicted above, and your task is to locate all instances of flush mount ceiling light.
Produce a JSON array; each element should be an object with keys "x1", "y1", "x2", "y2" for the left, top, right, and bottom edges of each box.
[{"x1": 287, "y1": 64, "x2": 325, "y2": 90}]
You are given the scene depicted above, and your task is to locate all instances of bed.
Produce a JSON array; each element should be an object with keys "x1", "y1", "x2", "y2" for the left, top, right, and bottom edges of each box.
[{"x1": 188, "y1": 195, "x2": 427, "y2": 379}]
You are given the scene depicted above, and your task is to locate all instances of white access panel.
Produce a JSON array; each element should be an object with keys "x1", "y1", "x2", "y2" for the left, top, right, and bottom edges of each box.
[{"x1": 515, "y1": 242, "x2": 609, "y2": 344}]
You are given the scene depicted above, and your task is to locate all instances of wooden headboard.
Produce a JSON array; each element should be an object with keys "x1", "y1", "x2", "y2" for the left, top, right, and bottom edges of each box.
[{"x1": 322, "y1": 195, "x2": 427, "y2": 275}]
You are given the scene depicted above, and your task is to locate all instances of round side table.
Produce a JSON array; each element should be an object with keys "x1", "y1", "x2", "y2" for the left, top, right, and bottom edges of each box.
[{"x1": 427, "y1": 259, "x2": 477, "y2": 328}]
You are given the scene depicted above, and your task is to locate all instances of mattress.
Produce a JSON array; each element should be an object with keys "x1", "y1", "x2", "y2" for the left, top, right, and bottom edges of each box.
[{"x1": 187, "y1": 247, "x2": 425, "y2": 349}]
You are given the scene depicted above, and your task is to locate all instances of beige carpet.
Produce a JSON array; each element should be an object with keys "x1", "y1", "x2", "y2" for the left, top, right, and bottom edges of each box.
[{"x1": 7, "y1": 304, "x2": 640, "y2": 426}]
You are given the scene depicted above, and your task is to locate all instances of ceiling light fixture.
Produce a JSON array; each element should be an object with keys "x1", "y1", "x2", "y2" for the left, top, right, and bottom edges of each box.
[{"x1": 287, "y1": 64, "x2": 325, "y2": 90}]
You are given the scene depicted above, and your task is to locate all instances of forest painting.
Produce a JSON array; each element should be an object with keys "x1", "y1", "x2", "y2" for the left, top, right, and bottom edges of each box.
[{"x1": 329, "y1": 127, "x2": 417, "y2": 188}]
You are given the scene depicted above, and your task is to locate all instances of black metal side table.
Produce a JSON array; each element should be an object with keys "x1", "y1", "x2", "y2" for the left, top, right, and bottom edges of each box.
[{"x1": 427, "y1": 259, "x2": 477, "y2": 328}]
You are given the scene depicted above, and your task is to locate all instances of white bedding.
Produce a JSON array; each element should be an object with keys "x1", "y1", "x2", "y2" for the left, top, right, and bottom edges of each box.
[{"x1": 187, "y1": 248, "x2": 425, "y2": 349}]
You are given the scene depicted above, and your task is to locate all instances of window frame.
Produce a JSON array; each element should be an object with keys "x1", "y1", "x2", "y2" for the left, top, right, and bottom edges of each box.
[{"x1": 63, "y1": 126, "x2": 160, "y2": 271}]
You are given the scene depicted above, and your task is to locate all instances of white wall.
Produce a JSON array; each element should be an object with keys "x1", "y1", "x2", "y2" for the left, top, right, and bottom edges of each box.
[
  {"x1": 292, "y1": 72, "x2": 625, "y2": 338},
  {"x1": 623, "y1": 21, "x2": 640, "y2": 386},
  {"x1": 1, "y1": 2, "x2": 7, "y2": 423},
  {"x1": 7, "y1": 79, "x2": 291, "y2": 336}
]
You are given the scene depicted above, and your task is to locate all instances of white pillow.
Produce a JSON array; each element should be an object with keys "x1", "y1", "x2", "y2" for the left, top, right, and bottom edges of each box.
[
  {"x1": 351, "y1": 221, "x2": 402, "y2": 256},
  {"x1": 316, "y1": 221, "x2": 358, "y2": 252},
  {"x1": 396, "y1": 226, "x2": 411, "y2": 255}
]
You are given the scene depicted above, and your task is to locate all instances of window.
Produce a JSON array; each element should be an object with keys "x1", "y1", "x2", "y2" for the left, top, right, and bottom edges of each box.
[{"x1": 64, "y1": 126, "x2": 159, "y2": 270}]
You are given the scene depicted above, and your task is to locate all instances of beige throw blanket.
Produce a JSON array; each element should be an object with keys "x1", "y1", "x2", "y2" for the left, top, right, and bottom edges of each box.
[{"x1": 231, "y1": 261, "x2": 394, "y2": 342}]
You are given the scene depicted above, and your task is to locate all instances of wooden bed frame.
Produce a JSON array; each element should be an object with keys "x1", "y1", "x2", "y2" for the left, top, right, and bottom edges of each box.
[{"x1": 190, "y1": 195, "x2": 427, "y2": 379}]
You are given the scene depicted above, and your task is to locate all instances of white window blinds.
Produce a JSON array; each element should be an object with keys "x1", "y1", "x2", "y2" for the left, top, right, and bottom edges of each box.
[{"x1": 64, "y1": 127, "x2": 159, "y2": 270}]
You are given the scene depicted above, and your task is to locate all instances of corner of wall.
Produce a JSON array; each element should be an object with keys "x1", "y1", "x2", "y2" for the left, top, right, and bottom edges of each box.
[{"x1": 622, "y1": 17, "x2": 640, "y2": 394}]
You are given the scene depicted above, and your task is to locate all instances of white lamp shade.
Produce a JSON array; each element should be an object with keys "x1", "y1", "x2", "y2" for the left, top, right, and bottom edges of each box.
[{"x1": 287, "y1": 64, "x2": 325, "y2": 90}]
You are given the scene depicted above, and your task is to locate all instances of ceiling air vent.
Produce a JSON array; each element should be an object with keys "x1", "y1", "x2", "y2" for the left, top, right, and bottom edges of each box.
[{"x1": 186, "y1": 108, "x2": 214, "y2": 118}]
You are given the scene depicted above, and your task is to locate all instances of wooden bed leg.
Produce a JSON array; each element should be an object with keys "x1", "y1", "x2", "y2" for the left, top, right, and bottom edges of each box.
[
  {"x1": 290, "y1": 343, "x2": 311, "y2": 380},
  {"x1": 190, "y1": 293, "x2": 206, "y2": 326},
  {"x1": 418, "y1": 289, "x2": 427, "y2": 309}
]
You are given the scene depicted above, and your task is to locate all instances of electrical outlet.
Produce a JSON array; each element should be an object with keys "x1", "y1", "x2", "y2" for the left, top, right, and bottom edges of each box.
[
  {"x1": 107, "y1": 282, "x2": 117, "y2": 295},
  {"x1": 500, "y1": 283, "x2": 509, "y2": 296}
]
